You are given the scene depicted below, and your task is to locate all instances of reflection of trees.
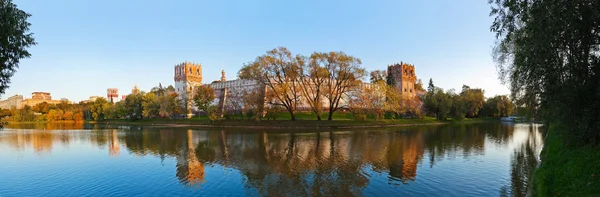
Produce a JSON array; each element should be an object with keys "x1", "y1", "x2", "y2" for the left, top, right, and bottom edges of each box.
[
  {"x1": 500, "y1": 124, "x2": 543, "y2": 197},
  {"x1": 0, "y1": 123, "x2": 542, "y2": 196}
]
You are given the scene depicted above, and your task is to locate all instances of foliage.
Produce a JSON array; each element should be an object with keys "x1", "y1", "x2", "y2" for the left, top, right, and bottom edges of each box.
[
  {"x1": 447, "y1": 90, "x2": 467, "y2": 121},
  {"x1": 142, "y1": 93, "x2": 159, "y2": 119},
  {"x1": 423, "y1": 81, "x2": 452, "y2": 120},
  {"x1": 240, "y1": 47, "x2": 303, "y2": 120},
  {"x1": 124, "y1": 92, "x2": 143, "y2": 120},
  {"x1": 481, "y1": 95, "x2": 514, "y2": 118},
  {"x1": 0, "y1": 0, "x2": 36, "y2": 95},
  {"x1": 460, "y1": 85, "x2": 484, "y2": 118},
  {"x1": 490, "y1": 0, "x2": 600, "y2": 145},
  {"x1": 370, "y1": 70, "x2": 387, "y2": 84},
  {"x1": 206, "y1": 105, "x2": 219, "y2": 121},
  {"x1": 349, "y1": 81, "x2": 386, "y2": 120},
  {"x1": 90, "y1": 97, "x2": 108, "y2": 121},
  {"x1": 242, "y1": 90, "x2": 265, "y2": 121},
  {"x1": 193, "y1": 85, "x2": 215, "y2": 113},
  {"x1": 298, "y1": 54, "x2": 329, "y2": 120},
  {"x1": 319, "y1": 51, "x2": 366, "y2": 120}
]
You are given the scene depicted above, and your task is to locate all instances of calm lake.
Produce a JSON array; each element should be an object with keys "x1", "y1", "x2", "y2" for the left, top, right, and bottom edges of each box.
[{"x1": 0, "y1": 122, "x2": 543, "y2": 197}]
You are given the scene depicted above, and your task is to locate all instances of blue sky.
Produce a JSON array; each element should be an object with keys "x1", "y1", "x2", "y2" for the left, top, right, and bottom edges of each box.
[{"x1": 6, "y1": 0, "x2": 507, "y2": 102}]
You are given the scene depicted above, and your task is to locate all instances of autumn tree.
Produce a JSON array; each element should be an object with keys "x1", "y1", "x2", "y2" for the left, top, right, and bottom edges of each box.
[
  {"x1": 349, "y1": 82, "x2": 386, "y2": 120},
  {"x1": 239, "y1": 47, "x2": 303, "y2": 120},
  {"x1": 319, "y1": 51, "x2": 366, "y2": 120},
  {"x1": 193, "y1": 85, "x2": 215, "y2": 113},
  {"x1": 0, "y1": 0, "x2": 36, "y2": 96},
  {"x1": 242, "y1": 90, "x2": 265, "y2": 121},
  {"x1": 298, "y1": 54, "x2": 329, "y2": 120},
  {"x1": 32, "y1": 102, "x2": 50, "y2": 114},
  {"x1": 63, "y1": 111, "x2": 74, "y2": 121},
  {"x1": 370, "y1": 70, "x2": 387, "y2": 84}
]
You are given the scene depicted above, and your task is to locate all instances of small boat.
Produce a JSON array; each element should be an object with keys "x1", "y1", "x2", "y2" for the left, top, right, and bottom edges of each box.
[{"x1": 500, "y1": 116, "x2": 525, "y2": 122}]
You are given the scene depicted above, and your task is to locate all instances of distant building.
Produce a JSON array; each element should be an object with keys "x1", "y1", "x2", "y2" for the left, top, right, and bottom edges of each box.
[
  {"x1": 0, "y1": 95, "x2": 23, "y2": 109},
  {"x1": 387, "y1": 62, "x2": 417, "y2": 97},
  {"x1": 132, "y1": 85, "x2": 140, "y2": 95},
  {"x1": 21, "y1": 92, "x2": 69, "y2": 107},
  {"x1": 89, "y1": 96, "x2": 99, "y2": 102},
  {"x1": 107, "y1": 88, "x2": 119, "y2": 103},
  {"x1": 174, "y1": 62, "x2": 202, "y2": 118}
]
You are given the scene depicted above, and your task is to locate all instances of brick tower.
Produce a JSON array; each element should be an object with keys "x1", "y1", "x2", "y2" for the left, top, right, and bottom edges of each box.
[
  {"x1": 387, "y1": 62, "x2": 417, "y2": 97},
  {"x1": 174, "y1": 61, "x2": 203, "y2": 118}
]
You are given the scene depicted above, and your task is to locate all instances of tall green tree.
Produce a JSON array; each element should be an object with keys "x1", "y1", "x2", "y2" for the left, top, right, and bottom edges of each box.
[
  {"x1": 460, "y1": 85, "x2": 485, "y2": 118},
  {"x1": 0, "y1": 0, "x2": 36, "y2": 95},
  {"x1": 90, "y1": 97, "x2": 108, "y2": 121},
  {"x1": 124, "y1": 93, "x2": 143, "y2": 120},
  {"x1": 490, "y1": 0, "x2": 600, "y2": 144}
]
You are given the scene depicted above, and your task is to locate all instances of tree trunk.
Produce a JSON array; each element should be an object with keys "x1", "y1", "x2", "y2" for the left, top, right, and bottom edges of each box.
[
  {"x1": 289, "y1": 110, "x2": 296, "y2": 121},
  {"x1": 327, "y1": 107, "x2": 334, "y2": 120}
]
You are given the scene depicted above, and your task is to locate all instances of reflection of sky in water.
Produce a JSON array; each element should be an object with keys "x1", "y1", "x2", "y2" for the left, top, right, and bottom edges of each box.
[{"x1": 0, "y1": 123, "x2": 543, "y2": 197}]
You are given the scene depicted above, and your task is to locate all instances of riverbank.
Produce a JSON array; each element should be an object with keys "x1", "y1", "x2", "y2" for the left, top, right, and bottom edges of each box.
[
  {"x1": 99, "y1": 117, "x2": 496, "y2": 129},
  {"x1": 533, "y1": 125, "x2": 600, "y2": 196}
]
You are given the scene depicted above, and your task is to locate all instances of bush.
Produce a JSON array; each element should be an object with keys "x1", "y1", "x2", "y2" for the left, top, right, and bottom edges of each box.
[{"x1": 353, "y1": 113, "x2": 367, "y2": 121}]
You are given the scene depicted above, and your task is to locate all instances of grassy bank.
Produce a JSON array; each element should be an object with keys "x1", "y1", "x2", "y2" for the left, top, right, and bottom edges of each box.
[
  {"x1": 102, "y1": 118, "x2": 449, "y2": 129},
  {"x1": 533, "y1": 125, "x2": 600, "y2": 196},
  {"x1": 101, "y1": 115, "x2": 498, "y2": 129}
]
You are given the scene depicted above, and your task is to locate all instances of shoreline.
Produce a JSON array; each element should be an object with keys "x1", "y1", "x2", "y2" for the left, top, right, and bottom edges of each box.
[
  {"x1": 5, "y1": 118, "x2": 499, "y2": 129},
  {"x1": 101, "y1": 118, "x2": 497, "y2": 129}
]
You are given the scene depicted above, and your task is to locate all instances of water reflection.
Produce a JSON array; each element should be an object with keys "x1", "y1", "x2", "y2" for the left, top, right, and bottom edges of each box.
[
  {"x1": 500, "y1": 124, "x2": 543, "y2": 197},
  {"x1": 0, "y1": 123, "x2": 542, "y2": 196}
]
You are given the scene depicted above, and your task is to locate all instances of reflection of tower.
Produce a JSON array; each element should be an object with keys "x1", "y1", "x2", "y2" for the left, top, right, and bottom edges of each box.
[
  {"x1": 400, "y1": 142, "x2": 419, "y2": 180},
  {"x1": 109, "y1": 130, "x2": 120, "y2": 156},
  {"x1": 176, "y1": 130, "x2": 205, "y2": 186},
  {"x1": 388, "y1": 134, "x2": 421, "y2": 183},
  {"x1": 107, "y1": 88, "x2": 119, "y2": 103},
  {"x1": 174, "y1": 62, "x2": 203, "y2": 118}
]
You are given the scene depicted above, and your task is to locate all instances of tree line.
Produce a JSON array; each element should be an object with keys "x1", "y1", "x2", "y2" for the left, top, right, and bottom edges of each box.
[
  {"x1": 490, "y1": 0, "x2": 600, "y2": 145},
  {"x1": 0, "y1": 84, "x2": 186, "y2": 122}
]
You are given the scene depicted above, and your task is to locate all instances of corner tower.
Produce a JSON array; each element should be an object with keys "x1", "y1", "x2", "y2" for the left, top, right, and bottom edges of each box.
[
  {"x1": 174, "y1": 62, "x2": 203, "y2": 118},
  {"x1": 387, "y1": 62, "x2": 417, "y2": 97}
]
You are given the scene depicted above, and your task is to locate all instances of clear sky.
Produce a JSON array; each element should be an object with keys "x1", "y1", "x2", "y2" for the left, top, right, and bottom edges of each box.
[{"x1": 6, "y1": 0, "x2": 508, "y2": 102}]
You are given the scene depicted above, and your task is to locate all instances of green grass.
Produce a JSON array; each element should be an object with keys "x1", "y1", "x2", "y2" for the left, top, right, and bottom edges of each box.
[
  {"x1": 533, "y1": 125, "x2": 600, "y2": 196},
  {"x1": 102, "y1": 112, "x2": 498, "y2": 129}
]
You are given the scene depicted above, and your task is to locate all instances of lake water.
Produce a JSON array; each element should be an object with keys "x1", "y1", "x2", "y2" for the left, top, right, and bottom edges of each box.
[{"x1": 0, "y1": 122, "x2": 543, "y2": 197}]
